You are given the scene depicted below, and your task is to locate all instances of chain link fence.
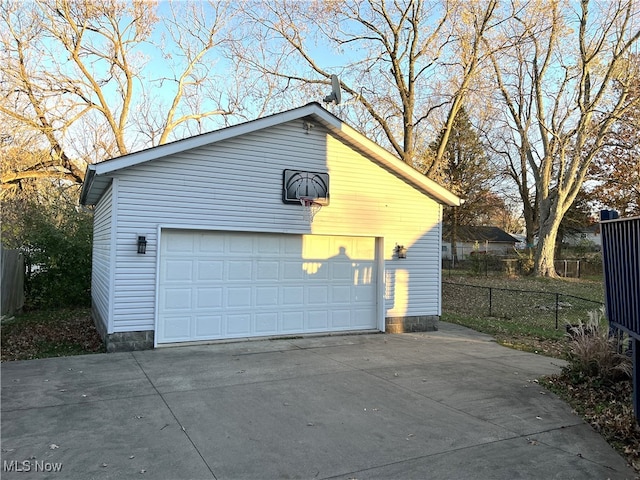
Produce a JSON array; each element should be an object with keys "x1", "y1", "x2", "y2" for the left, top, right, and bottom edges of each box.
[{"x1": 442, "y1": 281, "x2": 604, "y2": 331}]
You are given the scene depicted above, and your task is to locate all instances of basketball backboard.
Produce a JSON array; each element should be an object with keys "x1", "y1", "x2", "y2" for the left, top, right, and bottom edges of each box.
[{"x1": 282, "y1": 169, "x2": 329, "y2": 205}]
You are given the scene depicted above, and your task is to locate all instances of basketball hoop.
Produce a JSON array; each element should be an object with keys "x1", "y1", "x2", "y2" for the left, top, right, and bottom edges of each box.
[{"x1": 299, "y1": 196, "x2": 322, "y2": 223}]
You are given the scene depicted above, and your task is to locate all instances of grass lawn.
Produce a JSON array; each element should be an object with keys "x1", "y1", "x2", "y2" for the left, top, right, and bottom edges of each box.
[
  {"x1": 442, "y1": 273, "x2": 605, "y2": 357},
  {"x1": 1, "y1": 308, "x2": 105, "y2": 361}
]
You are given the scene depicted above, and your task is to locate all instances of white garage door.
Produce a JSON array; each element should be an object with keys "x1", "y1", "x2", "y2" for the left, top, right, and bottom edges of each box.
[{"x1": 157, "y1": 230, "x2": 378, "y2": 344}]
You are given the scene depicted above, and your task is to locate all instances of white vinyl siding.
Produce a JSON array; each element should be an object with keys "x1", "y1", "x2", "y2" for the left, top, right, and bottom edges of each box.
[
  {"x1": 108, "y1": 120, "x2": 443, "y2": 333},
  {"x1": 91, "y1": 181, "x2": 113, "y2": 333},
  {"x1": 319, "y1": 134, "x2": 442, "y2": 318}
]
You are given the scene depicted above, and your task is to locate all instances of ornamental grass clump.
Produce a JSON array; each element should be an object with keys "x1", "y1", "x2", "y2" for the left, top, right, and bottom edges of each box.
[{"x1": 565, "y1": 307, "x2": 632, "y2": 384}]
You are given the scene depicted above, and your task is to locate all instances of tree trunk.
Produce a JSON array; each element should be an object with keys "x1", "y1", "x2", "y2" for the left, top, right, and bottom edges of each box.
[
  {"x1": 451, "y1": 206, "x2": 459, "y2": 266},
  {"x1": 523, "y1": 200, "x2": 536, "y2": 248},
  {"x1": 534, "y1": 210, "x2": 562, "y2": 277}
]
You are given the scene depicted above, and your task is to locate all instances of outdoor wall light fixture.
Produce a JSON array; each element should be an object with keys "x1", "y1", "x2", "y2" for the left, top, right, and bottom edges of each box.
[
  {"x1": 395, "y1": 244, "x2": 407, "y2": 259},
  {"x1": 137, "y1": 235, "x2": 147, "y2": 254}
]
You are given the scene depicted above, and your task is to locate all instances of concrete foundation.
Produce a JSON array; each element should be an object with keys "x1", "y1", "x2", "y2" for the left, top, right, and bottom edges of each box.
[
  {"x1": 385, "y1": 315, "x2": 439, "y2": 333},
  {"x1": 103, "y1": 330, "x2": 155, "y2": 352},
  {"x1": 91, "y1": 305, "x2": 154, "y2": 352},
  {"x1": 92, "y1": 309, "x2": 437, "y2": 351}
]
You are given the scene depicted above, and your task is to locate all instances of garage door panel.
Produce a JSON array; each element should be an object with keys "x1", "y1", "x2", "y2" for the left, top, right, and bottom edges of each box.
[
  {"x1": 282, "y1": 311, "x2": 304, "y2": 332},
  {"x1": 308, "y1": 264, "x2": 328, "y2": 280},
  {"x1": 164, "y1": 260, "x2": 193, "y2": 281},
  {"x1": 228, "y1": 261, "x2": 252, "y2": 281},
  {"x1": 354, "y1": 285, "x2": 376, "y2": 302},
  {"x1": 308, "y1": 285, "x2": 329, "y2": 304},
  {"x1": 158, "y1": 231, "x2": 378, "y2": 344},
  {"x1": 256, "y1": 286, "x2": 278, "y2": 306},
  {"x1": 331, "y1": 263, "x2": 353, "y2": 280},
  {"x1": 198, "y1": 235, "x2": 224, "y2": 253},
  {"x1": 255, "y1": 313, "x2": 278, "y2": 333},
  {"x1": 162, "y1": 315, "x2": 192, "y2": 341},
  {"x1": 229, "y1": 236, "x2": 253, "y2": 253},
  {"x1": 196, "y1": 288, "x2": 222, "y2": 308},
  {"x1": 331, "y1": 286, "x2": 351, "y2": 303},
  {"x1": 352, "y1": 309, "x2": 375, "y2": 327},
  {"x1": 302, "y1": 262, "x2": 322, "y2": 276},
  {"x1": 307, "y1": 311, "x2": 329, "y2": 329},
  {"x1": 163, "y1": 289, "x2": 191, "y2": 310},
  {"x1": 257, "y1": 261, "x2": 279, "y2": 280},
  {"x1": 331, "y1": 310, "x2": 351, "y2": 328},
  {"x1": 227, "y1": 314, "x2": 251, "y2": 335},
  {"x1": 354, "y1": 265, "x2": 374, "y2": 285},
  {"x1": 283, "y1": 236, "x2": 303, "y2": 254},
  {"x1": 165, "y1": 233, "x2": 194, "y2": 253},
  {"x1": 257, "y1": 236, "x2": 281, "y2": 254},
  {"x1": 197, "y1": 261, "x2": 223, "y2": 281},
  {"x1": 195, "y1": 315, "x2": 222, "y2": 337},
  {"x1": 227, "y1": 287, "x2": 252, "y2": 307},
  {"x1": 283, "y1": 262, "x2": 304, "y2": 280},
  {"x1": 282, "y1": 286, "x2": 304, "y2": 305},
  {"x1": 352, "y1": 243, "x2": 375, "y2": 259}
]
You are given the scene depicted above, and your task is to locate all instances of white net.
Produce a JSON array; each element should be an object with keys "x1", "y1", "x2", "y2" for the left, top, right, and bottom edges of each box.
[{"x1": 299, "y1": 197, "x2": 322, "y2": 223}]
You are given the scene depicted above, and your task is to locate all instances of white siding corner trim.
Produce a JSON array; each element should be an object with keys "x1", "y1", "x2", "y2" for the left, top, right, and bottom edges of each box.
[
  {"x1": 376, "y1": 237, "x2": 386, "y2": 332},
  {"x1": 90, "y1": 179, "x2": 117, "y2": 334},
  {"x1": 107, "y1": 178, "x2": 118, "y2": 333}
]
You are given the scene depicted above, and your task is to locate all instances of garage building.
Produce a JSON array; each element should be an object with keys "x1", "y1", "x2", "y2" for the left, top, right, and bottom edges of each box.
[{"x1": 80, "y1": 103, "x2": 461, "y2": 351}]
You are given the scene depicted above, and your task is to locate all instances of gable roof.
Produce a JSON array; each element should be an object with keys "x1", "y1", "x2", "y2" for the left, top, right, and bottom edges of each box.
[
  {"x1": 80, "y1": 102, "x2": 461, "y2": 207},
  {"x1": 444, "y1": 226, "x2": 519, "y2": 244}
]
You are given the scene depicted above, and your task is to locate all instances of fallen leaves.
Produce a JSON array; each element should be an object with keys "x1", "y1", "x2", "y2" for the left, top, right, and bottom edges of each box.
[
  {"x1": 542, "y1": 374, "x2": 640, "y2": 474},
  {"x1": 1, "y1": 309, "x2": 104, "y2": 361}
]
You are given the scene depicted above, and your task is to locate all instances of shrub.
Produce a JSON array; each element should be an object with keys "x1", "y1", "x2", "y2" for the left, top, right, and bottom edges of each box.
[
  {"x1": 564, "y1": 307, "x2": 632, "y2": 384},
  {"x1": 469, "y1": 252, "x2": 501, "y2": 275},
  {"x1": 2, "y1": 190, "x2": 93, "y2": 310},
  {"x1": 25, "y1": 203, "x2": 92, "y2": 309},
  {"x1": 515, "y1": 248, "x2": 535, "y2": 275},
  {"x1": 574, "y1": 238, "x2": 597, "y2": 257}
]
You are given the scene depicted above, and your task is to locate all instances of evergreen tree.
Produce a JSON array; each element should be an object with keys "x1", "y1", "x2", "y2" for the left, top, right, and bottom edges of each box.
[{"x1": 430, "y1": 107, "x2": 499, "y2": 261}]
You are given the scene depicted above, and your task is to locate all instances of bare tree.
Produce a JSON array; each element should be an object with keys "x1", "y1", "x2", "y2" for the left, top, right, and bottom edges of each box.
[
  {"x1": 233, "y1": 0, "x2": 499, "y2": 173},
  {"x1": 484, "y1": 49, "x2": 539, "y2": 248},
  {"x1": 1, "y1": 0, "x2": 88, "y2": 184},
  {"x1": 139, "y1": 0, "x2": 237, "y2": 145},
  {"x1": 486, "y1": 0, "x2": 640, "y2": 277},
  {"x1": 0, "y1": 0, "x2": 238, "y2": 189}
]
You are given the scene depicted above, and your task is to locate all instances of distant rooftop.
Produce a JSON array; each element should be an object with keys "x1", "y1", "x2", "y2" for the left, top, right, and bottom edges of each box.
[{"x1": 443, "y1": 225, "x2": 519, "y2": 244}]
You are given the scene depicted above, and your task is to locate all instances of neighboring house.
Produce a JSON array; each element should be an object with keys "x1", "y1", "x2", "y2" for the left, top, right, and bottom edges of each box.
[
  {"x1": 80, "y1": 103, "x2": 461, "y2": 351},
  {"x1": 509, "y1": 233, "x2": 528, "y2": 250},
  {"x1": 442, "y1": 226, "x2": 519, "y2": 260},
  {"x1": 562, "y1": 225, "x2": 602, "y2": 248}
]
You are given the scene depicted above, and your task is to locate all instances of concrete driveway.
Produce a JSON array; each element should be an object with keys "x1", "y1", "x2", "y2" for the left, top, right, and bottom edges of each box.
[{"x1": 1, "y1": 323, "x2": 635, "y2": 479}]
